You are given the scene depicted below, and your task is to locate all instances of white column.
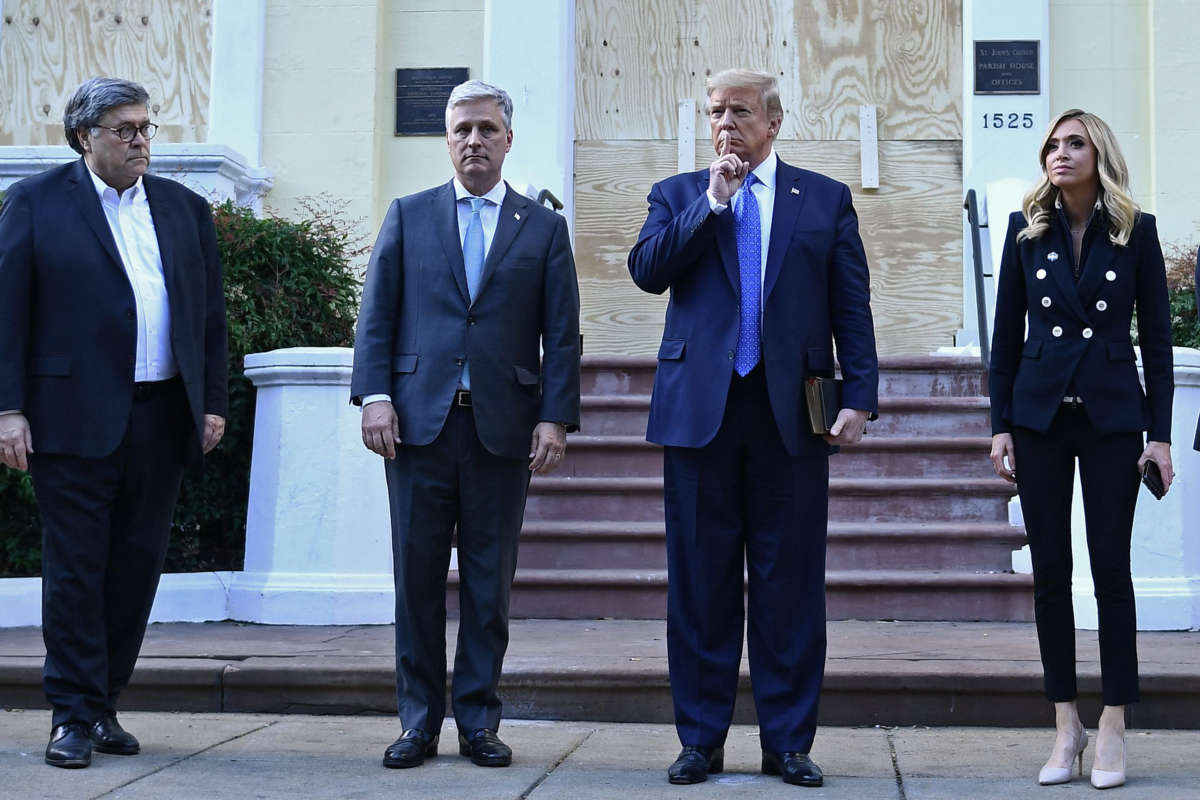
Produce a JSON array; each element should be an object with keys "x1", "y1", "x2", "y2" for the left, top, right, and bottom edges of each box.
[
  {"x1": 207, "y1": 0, "x2": 272, "y2": 210},
  {"x1": 227, "y1": 348, "x2": 395, "y2": 624},
  {"x1": 482, "y1": 0, "x2": 575, "y2": 232},
  {"x1": 960, "y1": 1, "x2": 1050, "y2": 346},
  {"x1": 1069, "y1": 348, "x2": 1200, "y2": 630}
]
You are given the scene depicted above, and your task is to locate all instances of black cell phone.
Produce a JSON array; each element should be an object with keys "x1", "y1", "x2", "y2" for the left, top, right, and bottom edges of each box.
[{"x1": 1141, "y1": 460, "x2": 1166, "y2": 500}]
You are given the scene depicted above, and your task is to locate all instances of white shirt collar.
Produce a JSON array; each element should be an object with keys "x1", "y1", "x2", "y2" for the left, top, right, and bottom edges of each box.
[
  {"x1": 85, "y1": 159, "x2": 143, "y2": 202},
  {"x1": 748, "y1": 150, "x2": 778, "y2": 190},
  {"x1": 453, "y1": 177, "x2": 507, "y2": 206}
]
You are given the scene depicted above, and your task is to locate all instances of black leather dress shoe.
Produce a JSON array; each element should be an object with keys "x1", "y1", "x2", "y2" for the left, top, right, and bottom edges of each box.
[
  {"x1": 457, "y1": 729, "x2": 512, "y2": 767},
  {"x1": 90, "y1": 715, "x2": 140, "y2": 755},
  {"x1": 45, "y1": 723, "x2": 92, "y2": 768},
  {"x1": 667, "y1": 745, "x2": 724, "y2": 784},
  {"x1": 383, "y1": 729, "x2": 438, "y2": 768},
  {"x1": 762, "y1": 751, "x2": 824, "y2": 786}
]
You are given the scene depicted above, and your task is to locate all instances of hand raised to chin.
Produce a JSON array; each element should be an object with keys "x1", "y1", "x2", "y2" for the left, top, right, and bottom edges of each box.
[{"x1": 708, "y1": 133, "x2": 748, "y2": 205}]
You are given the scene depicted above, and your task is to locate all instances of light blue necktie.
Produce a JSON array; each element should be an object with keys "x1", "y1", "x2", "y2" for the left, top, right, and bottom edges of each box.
[
  {"x1": 734, "y1": 173, "x2": 761, "y2": 376},
  {"x1": 461, "y1": 196, "x2": 487, "y2": 388}
]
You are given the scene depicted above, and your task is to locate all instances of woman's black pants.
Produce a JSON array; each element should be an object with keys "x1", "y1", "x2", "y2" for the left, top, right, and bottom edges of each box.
[{"x1": 1013, "y1": 406, "x2": 1143, "y2": 706}]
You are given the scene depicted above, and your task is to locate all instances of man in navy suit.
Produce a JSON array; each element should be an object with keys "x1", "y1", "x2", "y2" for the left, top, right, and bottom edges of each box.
[
  {"x1": 0, "y1": 77, "x2": 227, "y2": 768},
  {"x1": 351, "y1": 80, "x2": 580, "y2": 770},
  {"x1": 628, "y1": 68, "x2": 878, "y2": 787}
]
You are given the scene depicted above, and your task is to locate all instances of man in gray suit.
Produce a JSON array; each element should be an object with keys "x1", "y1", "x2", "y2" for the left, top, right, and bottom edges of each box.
[{"x1": 351, "y1": 80, "x2": 581, "y2": 770}]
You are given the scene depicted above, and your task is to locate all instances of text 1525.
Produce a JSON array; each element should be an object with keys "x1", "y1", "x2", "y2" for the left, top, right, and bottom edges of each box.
[{"x1": 983, "y1": 113, "x2": 1034, "y2": 129}]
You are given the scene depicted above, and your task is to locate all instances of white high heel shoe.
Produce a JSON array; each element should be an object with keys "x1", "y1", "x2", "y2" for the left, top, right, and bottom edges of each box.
[
  {"x1": 1090, "y1": 739, "x2": 1126, "y2": 789},
  {"x1": 1038, "y1": 727, "x2": 1088, "y2": 785}
]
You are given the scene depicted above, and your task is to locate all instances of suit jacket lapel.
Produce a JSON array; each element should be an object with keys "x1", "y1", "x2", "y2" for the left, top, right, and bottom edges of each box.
[
  {"x1": 473, "y1": 185, "x2": 528, "y2": 303},
  {"x1": 764, "y1": 161, "x2": 805, "y2": 302},
  {"x1": 142, "y1": 176, "x2": 179, "y2": 302},
  {"x1": 699, "y1": 174, "x2": 740, "y2": 296},
  {"x1": 67, "y1": 159, "x2": 124, "y2": 273},
  {"x1": 433, "y1": 180, "x2": 471, "y2": 305},
  {"x1": 1043, "y1": 231, "x2": 1090, "y2": 322},
  {"x1": 1075, "y1": 232, "x2": 1115, "y2": 308}
]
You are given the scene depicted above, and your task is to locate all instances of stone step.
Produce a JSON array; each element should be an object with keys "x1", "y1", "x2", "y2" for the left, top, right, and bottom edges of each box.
[
  {"x1": 516, "y1": 520, "x2": 1025, "y2": 572},
  {"x1": 447, "y1": 568, "x2": 1033, "y2": 622},
  {"x1": 579, "y1": 395, "x2": 992, "y2": 437},
  {"x1": 524, "y1": 477, "x2": 1017, "y2": 523},
  {"x1": 579, "y1": 355, "x2": 989, "y2": 399},
  {"x1": 559, "y1": 435, "x2": 997, "y2": 479}
]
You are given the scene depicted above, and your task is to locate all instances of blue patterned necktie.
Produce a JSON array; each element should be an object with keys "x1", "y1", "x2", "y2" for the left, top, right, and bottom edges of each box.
[
  {"x1": 461, "y1": 196, "x2": 488, "y2": 388},
  {"x1": 733, "y1": 173, "x2": 761, "y2": 376}
]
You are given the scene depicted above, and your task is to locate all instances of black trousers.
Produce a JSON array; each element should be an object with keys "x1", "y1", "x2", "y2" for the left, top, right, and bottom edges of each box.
[
  {"x1": 663, "y1": 365, "x2": 830, "y2": 753},
  {"x1": 383, "y1": 403, "x2": 530, "y2": 735},
  {"x1": 30, "y1": 378, "x2": 190, "y2": 727},
  {"x1": 1013, "y1": 406, "x2": 1143, "y2": 706}
]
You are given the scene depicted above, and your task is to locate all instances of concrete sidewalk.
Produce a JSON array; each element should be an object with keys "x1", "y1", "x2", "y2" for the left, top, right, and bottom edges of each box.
[{"x1": 2, "y1": 711, "x2": 1198, "y2": 799}]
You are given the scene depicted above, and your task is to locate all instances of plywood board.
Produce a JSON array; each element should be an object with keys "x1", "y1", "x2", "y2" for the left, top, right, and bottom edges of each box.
[
  {"x1": 0, "y1": 1, "x2": 213, "y2": 146},
  {"x1": 576, "y1": 0, "x2": 961, "y2": 142},
  {"x1": 575, "y1": 139, "x2": 962, "y2": 356}
]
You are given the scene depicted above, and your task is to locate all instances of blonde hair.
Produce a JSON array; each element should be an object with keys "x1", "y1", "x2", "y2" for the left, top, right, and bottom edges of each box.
[
  {"x1": 705, "y1": 68, "x2": 783, "y2": 122},
  {"x1": 1018, "y1": 109, "x2": 1138, "y2": 246}
]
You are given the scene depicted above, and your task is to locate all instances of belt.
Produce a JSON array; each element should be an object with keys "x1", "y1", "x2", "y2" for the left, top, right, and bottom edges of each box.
[
  {"x1": 454, "y1": 389, "x2": 472, "y2": 407},
  {"x1": 1062, "y1": 395, "x2": 1084, "y2": 407},
  {"x1": 132, "y1": 376, "x2": 179, "y2": 402}
]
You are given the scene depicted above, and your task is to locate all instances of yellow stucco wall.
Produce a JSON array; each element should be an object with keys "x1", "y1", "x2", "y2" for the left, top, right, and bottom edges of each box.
[{"x1": 1049, "y1": 0, "x2": 1200, "y2": 247}]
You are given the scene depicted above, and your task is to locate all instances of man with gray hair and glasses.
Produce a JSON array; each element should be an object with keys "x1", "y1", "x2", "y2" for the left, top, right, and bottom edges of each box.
[
  {"x1": 352, "y1": 79, "x2": 580, "y2": 769},
  {"x1": 0, "y1": 77, "x2": 228, "y2": 768}
]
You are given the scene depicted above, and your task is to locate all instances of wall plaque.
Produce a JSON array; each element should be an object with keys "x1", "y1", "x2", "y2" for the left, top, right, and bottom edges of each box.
[
  {"x1": 395, "y1": 67, "x2": 469, "y2": 135},
  {"x1": 974, "y1": 41, "x2": 1039, "y2": 95}
]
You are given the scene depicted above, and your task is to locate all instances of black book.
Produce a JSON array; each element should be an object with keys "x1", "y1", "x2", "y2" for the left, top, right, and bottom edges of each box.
[{"x1": 804, "y1": 377, "x2": 842, "y2": 435}]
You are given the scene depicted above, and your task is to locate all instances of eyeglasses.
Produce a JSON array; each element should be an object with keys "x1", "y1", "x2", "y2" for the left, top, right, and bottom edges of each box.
[{"x1": 93, "y1": 122, "x2": 159, "y2": 143}]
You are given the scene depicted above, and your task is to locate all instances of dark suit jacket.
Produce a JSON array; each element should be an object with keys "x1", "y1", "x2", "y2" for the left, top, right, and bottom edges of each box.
[
  {"x1": 627, "y1": 158, "x2": 878, "y2": 456},
  {"x1": 350, "y1": 180, "x2": 581, "y2": 459},
  {"x1": 0, "y1": 158, "x2": 228, "y2": 461},
  {"x1": 989, "y1": 209, "x2": 1173, "y2": 443}
]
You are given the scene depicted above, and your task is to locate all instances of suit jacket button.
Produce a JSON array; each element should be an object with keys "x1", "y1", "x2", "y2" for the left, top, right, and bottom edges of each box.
[
  {"x1": 1036, "y1": 268, "x2": 1047, "y2": 280},
  {"x1": 1052, "y1": 326, "x2": 1063, "y2": 337},
  {"x1": 455, "y1": 358, "x2": 464, "y2": 366},
  {"x1": 727, "y1": 351, "x2": 734, "y2": 359},
  {"x1": 467, "y1": 316, "x2": 476, "y2": 325},
  {"x1": 1106, "y1": 270, "x2": 1117, "y2": 281},
  {"x1": 1041, "y1": 296, "x2": 1052, "y2": 308},
  {"x1": 1096, "y1": 300, "x2": 1107, "y2": 311},
  {"x1": 1082, "y1": 328, "x2": 1093, "y2": 339}
]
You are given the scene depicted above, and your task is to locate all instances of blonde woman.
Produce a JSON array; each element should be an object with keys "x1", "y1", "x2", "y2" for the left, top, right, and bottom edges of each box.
[{"x1": 988, "y1": 109, "x2": 1174, "y2": 789}]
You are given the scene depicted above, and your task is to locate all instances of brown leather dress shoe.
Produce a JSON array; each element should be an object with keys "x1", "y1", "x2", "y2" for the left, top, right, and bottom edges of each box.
[
  {"x1": 667, "y1": 745, "x2": 724, "y2": 784},
  {"x1": 90, "y1": 715, "x2": 140, "y2": 755},
  {"x1": 383, "y1": 729, "x2": 438, "y2": 768},
  {"x1": 45, "y1": 723, "x2": 92, "y2": 768},
  {"x1": 762, "y1": 751, "x2": 824, "y2": 786},
  {"x1": 458, "y1": 728, "x2": 512, "y2": 767}
]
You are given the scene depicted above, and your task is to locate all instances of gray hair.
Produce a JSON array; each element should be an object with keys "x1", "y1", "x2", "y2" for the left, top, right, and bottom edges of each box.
[
  {"x1": 444, "y1": 80, "x2": 513, "y2": 131},
  {"x1": 63, "y1": 77, "x2": 150, "y2": 154},
  {"x1": 705, "y1": 68, "x2": 783, "y2": 122}
]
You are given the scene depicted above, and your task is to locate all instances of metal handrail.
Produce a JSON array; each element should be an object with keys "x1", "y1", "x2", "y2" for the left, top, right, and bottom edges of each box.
[{"x1": 964, "y1": 189, "x2": 990, "y2": 369}]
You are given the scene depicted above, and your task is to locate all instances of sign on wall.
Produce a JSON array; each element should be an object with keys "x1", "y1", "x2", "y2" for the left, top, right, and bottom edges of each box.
[
  {"x1": 973, "y1": 40, "x2": 1039, "y2": 95},
  {"x1": 395, "y1": 67, "x2": 469, "y2": 136}
]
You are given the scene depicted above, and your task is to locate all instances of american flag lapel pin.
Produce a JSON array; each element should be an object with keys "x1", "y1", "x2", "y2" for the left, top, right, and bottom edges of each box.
[
  {"x1": 514, "y1": 212, "x2": 521, "y2": 221},
  {"x1": 790, "y1": 187, "x2": 800, "y2": 195}
]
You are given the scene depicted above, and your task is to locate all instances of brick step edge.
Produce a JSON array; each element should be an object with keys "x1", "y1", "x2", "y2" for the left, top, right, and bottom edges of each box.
[
  {"x1": 564, "y1": 435, "x2": 993, "y2": 450},
  {"x1": 450, "y1": 569, "x2": 1032, "y2": 589},
  {"x1": 520, "y1": 520, "x2": 1025, "y2": 540},
  {"x1": 530, "y1": 477, "x2": 1017, "y2": 495}
]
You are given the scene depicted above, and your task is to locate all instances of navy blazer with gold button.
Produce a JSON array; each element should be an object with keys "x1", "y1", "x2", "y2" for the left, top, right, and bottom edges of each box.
[{"x1": 989, "y1": 209, "x2": 1173, "y2": 443}]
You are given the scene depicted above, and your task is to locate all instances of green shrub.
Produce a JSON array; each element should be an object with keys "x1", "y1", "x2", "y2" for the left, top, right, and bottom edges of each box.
[
  {"x1": 1162, "y1": 241, "x2": 1200, "y2": 349},
  {"x1": 0, "y1": 198, "x2": 364, "y2": 577}
]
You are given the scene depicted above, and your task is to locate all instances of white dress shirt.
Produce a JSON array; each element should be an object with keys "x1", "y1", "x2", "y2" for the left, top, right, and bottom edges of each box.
[
  {"x1": 361, "y1": 177, "x2": 507, "y2": 407},
  {"x1": 707, "y1": 150, "x2": 778, "y2": 291},
  {"x1": 87, "y1": 164, "x2": 177, "y2": 382}
]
